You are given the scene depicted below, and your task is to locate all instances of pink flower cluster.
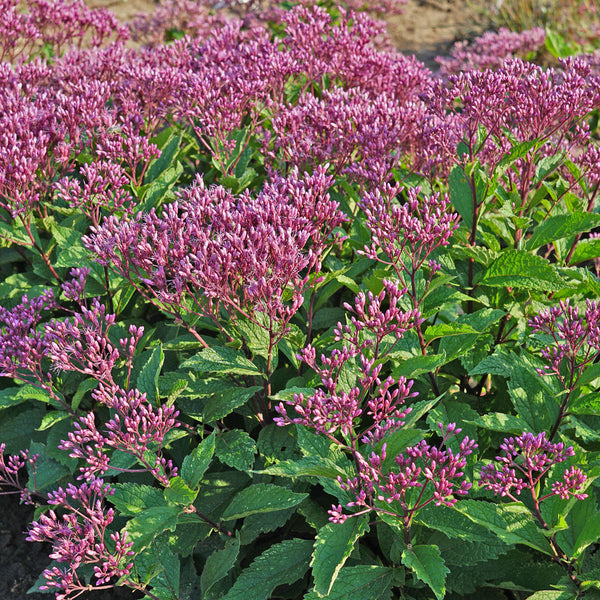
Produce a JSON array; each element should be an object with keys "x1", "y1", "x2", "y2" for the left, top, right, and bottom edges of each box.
[
  {"x1": 529, "y1": 299, "x2": 600, "y2": 379},
  {"x1": 436, "y1": 27, "x2": 546, "y2": 78},
  {"x1": 0, "y1": 443, "x2": 38, "y2": 505},
  {"x1": 59, "y1": 384, "x2": 179, "y2": 484},
  {"x1": 27, "y1": 477, "x2": 134, "y2": 599},
  {"x1": 0, "y1": 0, "x2": 128, "y2": 63},
  {"x1": 480, "y1": 432, "x2": 587, "y2": 501},
  {"x1": 84, "y1": 167, "x2": 346, "y2": 343},
  {"x1": 330, "y1": 423, "x2": 477, "y2": 523}
]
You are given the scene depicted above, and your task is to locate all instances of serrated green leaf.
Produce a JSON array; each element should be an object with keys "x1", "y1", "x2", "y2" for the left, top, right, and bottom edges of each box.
[
  {"x1": 401, "y1": 545, "x2": 449, "y2": 600},
  {"x1": 201, "y1": 537, "x2": 241, "y2": 597},
  {"x1": 569, "y1": 238, "x2": 600, "y2": 265},
  {"x1": 449, "y1": 166, "x2": 475, "y2": 230},
  {"x1": 304, "y1": 565, "x2": 394, "y2": 600},
  {"x1": 482, "y1": 250, "x2": 564, "y2": 291},
  {"x1": 136, "y1": 345, "x2": 164, "y2": 403},
  {"x1": 470, "y1": 347, "x2": 516, "y2": 377},
  {"x1": 164, "y1": 476, "x2": 197, "y2": 506},
  {"x1": 260, "y1": 456, "x2": 346, "y2": 479},
  {"x1": 215, "y1": 430, "x2": 256, "y2": 472},
  {"x1": 70, "y1": 377, "x2": 98, "y2": 410},
  {"x1": 112, "y1": 483, "x2": 168, "y2": 516},
  {"x1": 181, "y1": 433, "x2": 215, "y2": 489},
  {"x1": 0, "y1": 408, "x2": 45, "y2": 452},
  {"x1": 470, "y1": 412, "x2": 526, "y2": 434},
  {"x1": 525, "y1": 592, "x2": 575, "y2": 600},
  {"x1": 454, "y1": 500, "x2": 552, "y2": 554},
  {"x1": 414, "y1": 503, "x2": 506, "y2": 543},
  {"x1": 239, "y1": 507, "x2": 295, "y2": 545},
  {"x1": 180, "y1": 346, "x2": 263, "y2": 376},
  {"x1": 125, "y1": 505, "x2": 181, "y2": 551},
  {"x1": 203, "y1": 385, "x2": 261, "y2": 422},
  {"x1": 573, "y1": 511, "x2": 600, "y2": 558},
  {"x1": 222, "y1": 538, "x2": 312, "y2": 600},
  {"x1": 424, "y1": 323, "x2": 479, "y2": 342},
  {"x1": 311, "y1": 516, "x2": 370, "y2": 596},
  {"x1": 55, "y1": 241, "x2": 90, "y2": 268},
  {"x1": 27, "y1": 442, "x2": 70, "y2": 492},
  {"x1": 36, "y1": 410, "x2": 69, "y2": 431},
  {"x1": 390, "y1": 352, "x2": 447, "y2": 379},
  {"x1": 526, "y1": 213, "x2": 600, "y2": 251},
  {"x1": 508, "y1": 366, "x2": 559, "y2": 432},
  {"x1": 222, "y1": 483, "x2": 307, "y2": 520},
  {"x1": 151, "y1": 537, "x2": 181, "y2": 599}
]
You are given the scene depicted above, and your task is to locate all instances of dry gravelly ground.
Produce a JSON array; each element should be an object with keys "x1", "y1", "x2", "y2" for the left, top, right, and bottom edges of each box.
[{"x1": 0, "y1": 1, "x2": 483, "y2": 598}]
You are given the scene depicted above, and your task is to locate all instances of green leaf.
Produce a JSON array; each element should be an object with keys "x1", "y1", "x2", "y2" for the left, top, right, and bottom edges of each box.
[
  {"x1": 424, "y1": 323, "x2": 478, "y2": 342},
  {"x1": 235, "y1": 316, "x2": 271, "y2": 359},
  {"x1": 260, "y1": 456, "x2": 346, "y2": 480},
  {"x1": 482, "y1": 250, "x2": 564, "y2": 291},
  {"x1": 203, "y1": 385, "x2": 262, "y2": 422},
  {"x1": 111, "y1": 483, "x2": 168, "y2": 516},
  {"x1": 180, "y1": 346, "x2": 263, "y2": 376},
  {"x1": 470, "y1": 347, "x2": 517, "y2": 377},
  {"x1": 454, "y1": 500, "x2": 552, "y2": 554},
  {"x1": 545, "y1": 27, "x2": 576, "y2": 58},
  {"x1": 470, "y1": 412, "x2": 526, "y2": 434},
  {"x1": 36, "y1": 410, "x2": 69, "y2": 431},
  {"x1": 125, "y1": 506, "x2": 181, "y2": 552},
  {"x1": 222, "y1": 483, "x2": 307, "y2": 520},
  {"x1": 573, "y1": 511, "x2": 600, "y2": 558},
  {"x1": 569, "y1": 237, "x2": 600, "y2": 265},
  {"x1": 164, "y1": 476, "x2": 197, "y2": 506},
  {"x1": 414, "y1": 503, "x2": 507, "y2": 544},
  {"x1": 136, "y1": 345, "x2": 164, "y2": 403},
  {"x1": 27, "y1": 443, "x2": 70, "y2": 492},
  {"x1": 201, "y1": 537, "x2": 241, "y2": 597},
  {"x1": 142, "y1": 162, "x2": 184, "y2": 210},
  {"x1": 525, "y1": 592, "x2": 576, "y2": 600},
  {"x1": 526, "y1": 213, "x2": 600, "y2": 251},
  {"x1": 55, "y1": 241, "x2": 90, "y2": 268},
  {"x1": 401, "y1": 544, "x2": 449, "y2": 600},
  {"x1": 0, "y1": 408, "x2": 45, "y2": 453},
  {"x1": 239, "y1": 507, "x2": 295, "y2": 545},
  {"x1": 215, "y1": 430, "x2": 256, "y2": 472},
  {"x1": 150, "y1": 537, "x2": 181, "y2": 600},
  {"x1": 145, "y1": 133, "x2": 182, "y2": 184},
  {"x1": 70, "y1": 378, "x2": 98, "y2": 411},
  {"x1": 311, "y1": 516, "x2": 370, "y2": 596},
  {"x1": 508, "y1": 366, "x2": 559, "y2": 432},
  {"x1": 390, "y1": 352, "x2": 447, "y2": 379},
  {"x1": 304, "y1": 565, "x2": 394, "y2": 600},
  {"x1": 181, "y1": 432, "x2": 215, "y2": 489},
  {"x1": 449, "y1": 166, "x2": 475, "y2": 230},
  {"x1": 222, "y1": 538, "x2": 312, "y2": 600}
]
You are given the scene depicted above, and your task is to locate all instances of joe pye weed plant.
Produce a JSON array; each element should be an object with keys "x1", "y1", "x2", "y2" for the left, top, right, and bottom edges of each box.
[{"x1": 2, "y1": 0, "x2": 600, "y2": 599}]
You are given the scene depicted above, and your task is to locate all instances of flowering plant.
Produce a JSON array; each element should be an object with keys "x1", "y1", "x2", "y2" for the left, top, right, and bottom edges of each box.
[{"x1": 0, "y1": 1, "x2": 600, "y2": 599}]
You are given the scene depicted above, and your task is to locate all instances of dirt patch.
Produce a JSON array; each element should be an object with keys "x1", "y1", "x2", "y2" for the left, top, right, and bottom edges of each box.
[{"x1": 387, "y1": 0, "x2": 488, "y2": 68}]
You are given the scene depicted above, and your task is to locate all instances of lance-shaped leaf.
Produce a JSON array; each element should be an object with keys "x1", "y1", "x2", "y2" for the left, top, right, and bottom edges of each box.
[
  {"x1": 454, "y1": 500, "x2": 552, "y2": 555},
  {"x1": 222, "y1": 538, "x2": 312, "y2": 600},
  {"x1": 180, "y1": 345, "x2": 263, "y2": 376},
  {"x1": 482, "y1": 250, "x2": 564, "y2": 291},
  {"x1": 222, "y1": 483, "x2": 307, "y2": 520},
  {"x1": 311, "y1": 516, "x2": 370, "y2": 596},
  {"x1": 401, "y1": 544, "x2": 449, "y2": 600}
]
